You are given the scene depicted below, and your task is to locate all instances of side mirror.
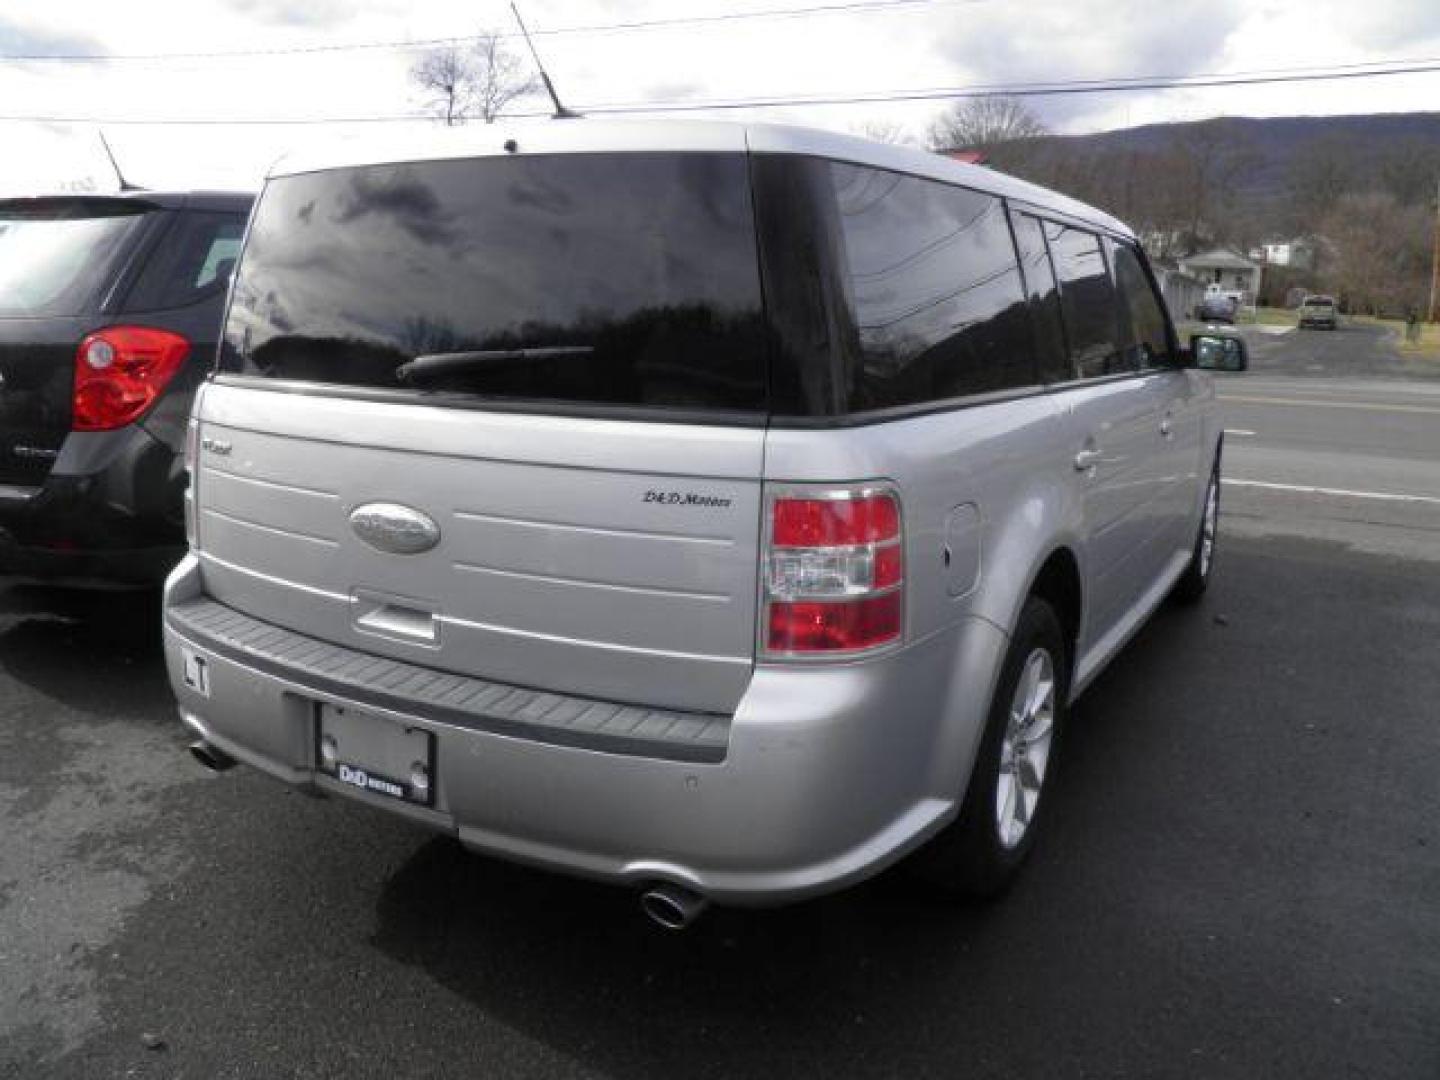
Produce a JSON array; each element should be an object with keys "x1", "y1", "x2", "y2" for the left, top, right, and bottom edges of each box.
[{"x1": 1187, "y1": 333, "x2": 1248, "y2": 373}]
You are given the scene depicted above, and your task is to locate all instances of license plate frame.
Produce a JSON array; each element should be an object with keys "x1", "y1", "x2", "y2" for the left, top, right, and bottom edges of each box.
[{"x1": 314, "y1": 703, "x2": 436, "y2": 808}]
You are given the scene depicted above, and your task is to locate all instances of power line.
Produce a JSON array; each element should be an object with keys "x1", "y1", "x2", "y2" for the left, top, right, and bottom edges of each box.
[
  {"x1": 578, "y1": 59, "x2": 1440, "y2": 113},
  {"x1": 919, "y1": 53, "x2": 1440, "y2": 91},
  {"x1": 0, "y1": 0, "x2": 973, "y2": 63},
  {"x1": 4, "y1": 55, "x2": 1439, "y2": 125}
]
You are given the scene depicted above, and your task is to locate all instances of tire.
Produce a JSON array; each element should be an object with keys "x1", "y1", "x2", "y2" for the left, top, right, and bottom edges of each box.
[
  {"x1": 1173, "y1": 459, "x2": 1220, "y2": 604},
  {"x1": 914, "y1": 597, "x2": 1069, "y2": 898}
]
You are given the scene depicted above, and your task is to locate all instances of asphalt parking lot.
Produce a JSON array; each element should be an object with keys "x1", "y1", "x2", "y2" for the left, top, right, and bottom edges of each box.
[{"x1": 3, "y1": 324, "x2": 1437, "y2": 1079}]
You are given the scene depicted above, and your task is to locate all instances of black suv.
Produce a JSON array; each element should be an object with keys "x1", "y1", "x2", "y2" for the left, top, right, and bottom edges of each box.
[{"x1": 0, "y1": 191, "x2": 252, "y2": 586}]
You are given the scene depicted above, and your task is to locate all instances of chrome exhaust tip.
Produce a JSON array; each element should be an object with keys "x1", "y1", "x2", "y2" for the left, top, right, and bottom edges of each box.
[
  {"x1": 639, "y1": 883, "x2": 709, "y2": 930},
  {"x1": 188, "y1": 740, "x2": 236, "y2": 773}
]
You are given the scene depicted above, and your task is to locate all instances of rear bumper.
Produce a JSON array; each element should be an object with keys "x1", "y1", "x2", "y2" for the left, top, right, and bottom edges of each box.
[
  {"x1": 0, "y1": 527, "x2": 180, "y2": 586},
  {"x1": 163, "y1": 555, "x2": 1007, "y2": 905},
  {"x1": 0, "y1": 425, "x2": 185, "y2": 585}
]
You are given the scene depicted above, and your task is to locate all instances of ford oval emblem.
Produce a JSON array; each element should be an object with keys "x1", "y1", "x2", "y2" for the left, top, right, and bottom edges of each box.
[{"x1": 349, "y1": 502, "x2": 441, "y2": 555}]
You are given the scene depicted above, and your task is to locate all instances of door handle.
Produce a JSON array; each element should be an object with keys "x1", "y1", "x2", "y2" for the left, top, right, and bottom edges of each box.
[{"x1": 1074, "y1": 449, "x2": 1102, "y2": 472}]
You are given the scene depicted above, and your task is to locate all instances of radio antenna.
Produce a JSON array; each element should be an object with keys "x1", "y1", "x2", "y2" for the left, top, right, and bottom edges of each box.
[
  {"x1": 98, "y1": 129, "x2": 142, "y2": 191},
  {"x1": 509, "y1": 3, "x2": 582, "y2": 119}
]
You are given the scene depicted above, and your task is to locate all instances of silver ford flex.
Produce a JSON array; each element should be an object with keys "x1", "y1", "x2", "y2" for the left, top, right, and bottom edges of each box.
[{"x1": 164, "y1": 121, "x2": 1235, "y2": 926}]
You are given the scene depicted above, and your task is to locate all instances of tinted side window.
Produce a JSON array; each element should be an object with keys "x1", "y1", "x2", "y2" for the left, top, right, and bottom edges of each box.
[
  {"x1": 125, "y1": 211, "x2": 247, "y2": 312},
  {"x1": 1010, "y1": 212, "x2": 1070, "y2": 383},
  {"x1": 1110, "y1": 241, "x2": 1172, "y2": 369},
  {"x1": 830, "y1": 163, "x2": 1032, "y2": 410},
  {"x1": 1048, "y1": 224, "x2": 1128, "y2": 379}
]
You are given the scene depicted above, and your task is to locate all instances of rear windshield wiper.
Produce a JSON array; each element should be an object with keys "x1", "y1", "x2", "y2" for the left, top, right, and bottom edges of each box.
[{"x1": 396, "y1": 346, "x2": 594, "y2": 384}]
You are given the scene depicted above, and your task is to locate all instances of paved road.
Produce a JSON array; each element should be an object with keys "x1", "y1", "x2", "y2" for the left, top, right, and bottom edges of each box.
[
  {"x1": 1235, "y1": 320, "x2": 1440, "y2": 381},
  {"x1": 1214, "y1": 325, "x2": 1440, "y2": 563},
  {"x1": 2, "y1": 333, "x2": 1437, "y2": 1078}
]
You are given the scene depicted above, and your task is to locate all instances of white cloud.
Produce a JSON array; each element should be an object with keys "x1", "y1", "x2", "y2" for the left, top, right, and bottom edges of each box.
[{"x1": 1, "y1": 0, "x2": 1438, "y2": 194}]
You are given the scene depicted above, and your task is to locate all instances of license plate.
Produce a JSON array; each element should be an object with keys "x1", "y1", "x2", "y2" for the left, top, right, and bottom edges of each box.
[
  {"x1": 315, "y1": 704, "x2": 435, "y2": 808},
  {"x1": 179, "y1": 647, "x2": 210, "y2": 697}
]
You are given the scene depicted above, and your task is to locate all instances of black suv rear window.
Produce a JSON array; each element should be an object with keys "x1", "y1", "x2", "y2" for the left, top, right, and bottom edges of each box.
[
  {"x1": 221, "y1": 153, "x2": 767, "y2": 415},
  {"x1": 0, "y1": 202, "x2": 148, "y2": 318}
]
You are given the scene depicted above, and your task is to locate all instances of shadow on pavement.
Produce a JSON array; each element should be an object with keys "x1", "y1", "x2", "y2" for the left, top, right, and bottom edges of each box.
[
  {"x1": 362, "y1": 603, "x2": 1217, "y2": 1078},
  {"x1": 0, "y1": 584, "x2": 169, "y2": 718},
  {"x1": 370, "y1": 834, "x2": 1015, "y2": 1078}
]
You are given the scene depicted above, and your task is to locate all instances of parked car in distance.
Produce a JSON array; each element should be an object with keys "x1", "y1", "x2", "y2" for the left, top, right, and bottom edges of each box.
[
  {"x1": 0, "y1": 191, "x2": 253, "y2": 586},
  {"x1": 166, "y1": 122, "x2": 1233, "y2": 926},
  {"x1": 1298, "y1": 294, "x2": 1339, "y2": 330},
  {"x1": 1198, "y1": 292, "x2": 1239, "y2": 324}
]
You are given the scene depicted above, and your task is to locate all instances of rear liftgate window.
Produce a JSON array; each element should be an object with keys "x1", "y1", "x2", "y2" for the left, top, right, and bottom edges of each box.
[
  {"x1": 0, "y1": 202, "x2": 148, "y2": 318},
  {"x1": 221, "y1": 153, "x2": 768, "y2": 416}
]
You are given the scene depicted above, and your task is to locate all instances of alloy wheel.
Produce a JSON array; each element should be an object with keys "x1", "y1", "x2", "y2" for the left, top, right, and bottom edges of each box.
[{"x1": 995, "y1": 647, "x2": 1057, "y2": 850}]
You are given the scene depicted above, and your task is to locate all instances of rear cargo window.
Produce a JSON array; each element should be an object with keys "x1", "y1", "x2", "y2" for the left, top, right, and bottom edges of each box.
[
  {"x1": 829, "y1": 163, "x2": 1033, "y2": 409},
  {"x1": 123, "y1": 211, "x2": 248, "y2": 312},
  {"x1": 221, "y1": 153, "x2": 767, "y2": 415},
  {"x1": 0, "y1": 203, "x2": 147, "y2": 317}
]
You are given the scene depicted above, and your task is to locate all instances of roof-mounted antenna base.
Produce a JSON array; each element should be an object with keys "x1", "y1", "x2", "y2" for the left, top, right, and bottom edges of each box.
[
  {"x1": 511, "y1": 3, "x2": 583, "y2": 120},
  {"x1": 97, "y1": 129, "x2": 144, "y2": 192}
]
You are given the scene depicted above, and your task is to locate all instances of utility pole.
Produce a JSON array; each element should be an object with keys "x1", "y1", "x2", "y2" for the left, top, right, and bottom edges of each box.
[{"x1": 1430, "y1": 175, "x2": 1440, "y2": 323}]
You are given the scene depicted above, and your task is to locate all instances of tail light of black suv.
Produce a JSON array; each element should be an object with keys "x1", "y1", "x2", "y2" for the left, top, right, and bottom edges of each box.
[{"x1": 0, "y1": 191, "x2": 252, "y2": 586}]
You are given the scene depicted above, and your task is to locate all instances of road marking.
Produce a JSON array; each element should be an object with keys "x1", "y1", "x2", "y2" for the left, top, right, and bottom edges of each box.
[
  {"x1": 1224, "y1": 478, "x2": 1440, "y2": 506},
  {"x1": 1224, "y1": 428, "x2": 1256, "y2": 436},
  {"x1": 1218, "y1": 394, "x2": 1440, "y2": 416}
]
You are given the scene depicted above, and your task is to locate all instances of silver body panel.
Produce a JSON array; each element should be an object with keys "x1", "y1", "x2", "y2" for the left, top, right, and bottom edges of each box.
[
  {"x1": 166, "y1": 122, "x2": 1219, "y2": 904},
  {"x1": 167, "y1": 552, "x2": 1007, "y2": 903},
  {"x1": 194, "y1": 383, "x2": 763, "y2": 715}
]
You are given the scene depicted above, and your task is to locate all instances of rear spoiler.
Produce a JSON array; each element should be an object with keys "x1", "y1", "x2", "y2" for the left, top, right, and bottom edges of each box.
[{"x1": 0, "y1": 195, "x2": 161, "y2": 218}]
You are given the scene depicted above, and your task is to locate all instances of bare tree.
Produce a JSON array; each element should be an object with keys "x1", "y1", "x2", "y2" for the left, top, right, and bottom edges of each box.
[
  {"x1": 471, "y1": 32, "x2": 539, "y2": 123},
  {"x1": 411, "y1": 45, "x2": 475, "y2": 127},
  {"x1": 1320, "y1": 191, "x2": 1430, "y2": 315},
  {"x1": 1377, "y1": 137, "x2": 1440, "y2": 207},
  {"x1": 1159, "y1": 123, "x2": 1256, "y2": 253},
  {"x1": 1286, "y1": 135, "x2": 1358, "y2": 232},
  {"x1": 927, "y1": 95, "x2": 1048, "y2": 151},
  {"x1": 410, "y1": 30, "x2": 538, "y2": 126}
]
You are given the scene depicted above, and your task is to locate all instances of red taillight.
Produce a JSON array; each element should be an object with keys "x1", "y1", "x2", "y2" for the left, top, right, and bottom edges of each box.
[
  {"x1": 768, "y1": 594, "x2": 902, "y2": 653},
  {"x1": 764, "y1": 487, "x2": 904, "y2": 656},
  {"x1": 73, "y1": 326, "x2": 191, "y2": 431},
  {"x1": 773, "y1": 495, "x2": 900, "y2": 547}
]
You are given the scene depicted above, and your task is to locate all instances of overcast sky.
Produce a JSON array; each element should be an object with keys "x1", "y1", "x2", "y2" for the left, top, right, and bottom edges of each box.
[{"x1": 4, "y1": 0, "x2": 1440, "y2": 194}]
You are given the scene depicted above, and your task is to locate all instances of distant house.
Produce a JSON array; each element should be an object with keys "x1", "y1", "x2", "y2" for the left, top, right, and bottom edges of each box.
[
  {"x1": 1177, "y1": 249, "x2": 1263, "y2": 306},
  {"x1": 1256, "y1": 239, "x2": 1317, "y2": 271},
  {"x1": 1150, "y1": 261, "x2": 1206, "y2": 322}
]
